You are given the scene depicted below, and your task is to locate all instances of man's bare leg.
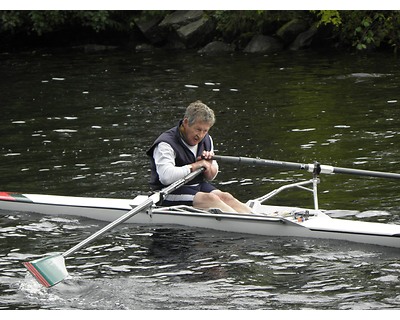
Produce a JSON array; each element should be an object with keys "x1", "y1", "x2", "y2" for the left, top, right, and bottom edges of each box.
[
  {"x1": 193, "y1": 192, "x2": 237, "y2": 213},
  {"x1": 211, "y1": 190, "x2": 252, "y2": 213}
]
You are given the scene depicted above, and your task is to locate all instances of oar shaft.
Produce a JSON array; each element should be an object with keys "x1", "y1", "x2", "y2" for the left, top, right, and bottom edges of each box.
[
  {"x1": 213, "y1": 155, "x2": 400, "y2": 180},
  {"x1": 212, "y1": 155, "x2": 309, "y2": 171},
  {"x1": 161, "y1": 167, "x2": 205, "y2": 195},
  {"x1": 63, "y1": 167, "x2": 205, "y2": 258},
  {"x1": 330, "y1": 166, "x2": 400, "y2": 180},
  {"x1": 63, "y1": 198, "x2": 153, "y2": 257}
]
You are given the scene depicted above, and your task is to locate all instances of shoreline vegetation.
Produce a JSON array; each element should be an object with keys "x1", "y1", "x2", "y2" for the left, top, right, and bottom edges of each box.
[{"x1": 1, "y1": 10, "x2": 399, "y2": 54}]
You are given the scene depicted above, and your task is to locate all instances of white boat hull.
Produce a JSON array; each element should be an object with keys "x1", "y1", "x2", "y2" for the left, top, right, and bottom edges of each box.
[{"x1": 1, "y1": 192, "x2": 399, "y2": 248}]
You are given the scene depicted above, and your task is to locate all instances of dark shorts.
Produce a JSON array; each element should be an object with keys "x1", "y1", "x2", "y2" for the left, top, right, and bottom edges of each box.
[{"x1": 162, "y1": 182, "x2": 217, "y2": 207}]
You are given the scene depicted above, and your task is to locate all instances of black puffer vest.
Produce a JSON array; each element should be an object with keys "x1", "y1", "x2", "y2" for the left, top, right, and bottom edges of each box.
[{"x1": 146, "y1": 121, "x2": 212, "y2": 189}]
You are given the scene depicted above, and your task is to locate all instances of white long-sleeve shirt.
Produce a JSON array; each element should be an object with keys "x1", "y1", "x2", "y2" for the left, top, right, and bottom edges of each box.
[{"x1": 153, "y1": 138, "x2": 219, "y2": 186}]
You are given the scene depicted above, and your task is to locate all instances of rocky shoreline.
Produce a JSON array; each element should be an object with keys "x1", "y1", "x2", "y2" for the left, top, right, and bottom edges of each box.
[
  {"x1": 1, "y1": 10, "x2": 334, "y2": 55},
  {"x1": 133, "y1": 10, "x2": 324, "y2": 54},
  {"x1": 3, "y1": 11, "x2": 399, "y2": 55}
]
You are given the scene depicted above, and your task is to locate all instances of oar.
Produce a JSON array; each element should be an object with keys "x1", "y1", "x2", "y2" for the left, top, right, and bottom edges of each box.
[
  {"x1": 212, "y1": 155, "x2": 400, "y2": 180},
  {"x1": 23, "y1": 167, "x2": 205, "y2": 287}
]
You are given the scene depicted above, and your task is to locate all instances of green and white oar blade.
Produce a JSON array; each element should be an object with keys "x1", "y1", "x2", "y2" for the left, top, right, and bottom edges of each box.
[{"x1": 23, "y1": 254, "x2": 68, "y2": 287}]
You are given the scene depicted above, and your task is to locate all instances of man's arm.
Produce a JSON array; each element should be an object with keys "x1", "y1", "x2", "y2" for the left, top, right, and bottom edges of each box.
[{"x1": 153, "y1": 142, "x2": 190, "y2": 185}]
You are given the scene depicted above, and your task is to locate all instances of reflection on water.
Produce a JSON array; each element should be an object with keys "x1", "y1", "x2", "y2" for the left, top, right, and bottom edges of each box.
[{"x1": 0, "y1": 49, "x2": 400, "y2": 309}]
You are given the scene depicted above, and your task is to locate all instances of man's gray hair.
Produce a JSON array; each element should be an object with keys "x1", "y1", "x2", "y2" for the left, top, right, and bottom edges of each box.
[{"x1": 184, "y1": 100, "x2": 216, "y2": 126}]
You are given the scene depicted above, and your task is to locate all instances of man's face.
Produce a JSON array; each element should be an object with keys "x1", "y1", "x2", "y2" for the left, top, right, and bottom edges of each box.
[{"x1": 182, "y1": 118, "x2": 211, "y2": 146}]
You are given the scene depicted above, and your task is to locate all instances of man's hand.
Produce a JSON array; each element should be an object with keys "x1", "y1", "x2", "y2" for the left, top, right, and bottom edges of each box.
[
  {"x1": 191, "y1": 151, "x2": 216, "y2": 180},
  {"x1": 201, "y1": 150, "x2": 214, "y2": 160}
]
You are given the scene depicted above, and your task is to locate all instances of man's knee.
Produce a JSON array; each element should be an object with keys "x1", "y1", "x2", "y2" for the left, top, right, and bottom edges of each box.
[
  {"x1": 195, "y1": 192, "x2": 220, "y2": 202},
  {"x1": 215, "y1": 191, "x2": 235, "y2": 202}
]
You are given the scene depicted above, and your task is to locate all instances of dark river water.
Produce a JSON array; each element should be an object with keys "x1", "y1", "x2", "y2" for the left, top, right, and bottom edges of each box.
[{"x1": 0, "y1": 48, "x2": 399, "y2": 310}]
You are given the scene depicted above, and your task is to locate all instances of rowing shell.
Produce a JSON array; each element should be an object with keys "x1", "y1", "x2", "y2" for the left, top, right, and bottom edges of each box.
[{"x1": 1, "y1": 192, "x2": 399, "y2": 248}]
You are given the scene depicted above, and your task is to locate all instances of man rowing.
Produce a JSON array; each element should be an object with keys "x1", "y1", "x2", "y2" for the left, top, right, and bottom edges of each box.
[{"x1": 147, "y1": 100, "x2": 252, "y2": 213}]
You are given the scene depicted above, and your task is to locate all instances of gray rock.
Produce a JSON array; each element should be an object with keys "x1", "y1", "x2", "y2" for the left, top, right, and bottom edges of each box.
[
  {"x1": 198, "y1": 41, "x2": 235, "y2": 53},
  {"x1": 243, "y1": 35, "x2": 283, "y2": 53},
  {"x1": 276, "y1": 19, "x2": 309, "y2": 45},
  {"x1": 289, "y1": 24, "x2": 318, "y2": 50},
  {"x1": 159, "y1": 10, "x2": 204, "y2": 29},
  {"x1": 177, "y1": 17, "x2": 215, "y2": 48},
  {"x1": 134, "y1": 16, "x2": 166, "y2": 45}
]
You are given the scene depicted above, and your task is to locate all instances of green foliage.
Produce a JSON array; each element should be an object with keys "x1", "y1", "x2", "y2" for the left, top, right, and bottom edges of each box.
[
  {"x1": 0, "y1": 10, "x2": 136, "y2": 36},
  {"x1": 211, "y1": 11, "x2": 263, "y2": 38},
  {"x1": 0, "y1": 11, "x2": 24, "y2": 32},
  {"x1": 29, "y1": 11, "x2": 67, "y2": 35},
  {"x1": 384, "y1": 13, "x2": 400, "y2": 53},
  {"x1": 314, "y1": 10, "x2": 342, "y2": 27},
  {"x1": 314, "y1": 10, "x2": 400, "y2": 52},
  {"x1": 0, "y1": 11, "x2": 68, "y2": 35},
  {"x1": 74, "y1": 11, "x2": 111, "y2": 33}
]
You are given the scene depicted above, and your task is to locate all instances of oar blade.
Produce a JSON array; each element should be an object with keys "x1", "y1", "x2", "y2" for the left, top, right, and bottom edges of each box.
[{"x1": 23, "y1": 254, "x2": 68, "y2": 287}]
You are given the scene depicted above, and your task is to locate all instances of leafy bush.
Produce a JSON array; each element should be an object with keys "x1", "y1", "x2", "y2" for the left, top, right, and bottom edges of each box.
[
  {"x1": 0, "y1": 10, "x2": 133, "y2": 35},
  {"x1": 314, "y1": 10, "x2": 400, "y2": 52}
]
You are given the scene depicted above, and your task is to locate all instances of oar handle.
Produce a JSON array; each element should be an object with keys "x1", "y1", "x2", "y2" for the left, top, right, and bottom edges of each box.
[
  {"x1": 213, "y1": 155, "x2": 400, "y2": 180},
  {"x1": 63, "y1": 167, "x2": 205, "y2": 258}
]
